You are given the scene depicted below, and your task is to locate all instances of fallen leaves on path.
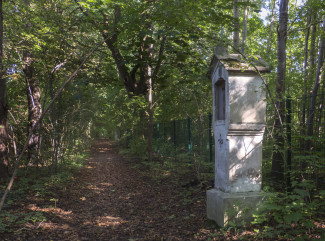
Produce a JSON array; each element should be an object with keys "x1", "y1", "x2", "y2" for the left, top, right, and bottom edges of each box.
[{"x1": 2, "y1": 139, "x2": 226, "y2": 240}]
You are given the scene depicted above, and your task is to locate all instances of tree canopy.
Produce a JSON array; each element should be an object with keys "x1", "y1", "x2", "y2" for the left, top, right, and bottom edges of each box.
[{"x1": 0, "y1": 0, "x2": 325, "y2": 239}]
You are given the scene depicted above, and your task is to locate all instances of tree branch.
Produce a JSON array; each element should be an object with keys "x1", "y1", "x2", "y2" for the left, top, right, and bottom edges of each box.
[
  {"x1": 73, "y1": 0, "x2": 99, "y2": 28},
  {"x1": 130, "y1": 64, "x2": 139, "y2": 80},
  {"x1": 152, "y1": 35, "x2": 167, "y2": 79},
  {"x1": 102, "y1": 6, "x2": 134, "y2": 94}
]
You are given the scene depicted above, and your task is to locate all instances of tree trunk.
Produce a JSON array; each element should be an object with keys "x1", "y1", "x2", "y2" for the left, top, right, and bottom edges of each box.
[
  {"x1": 307, "y1": 20, "x2": 325, "y2": 141},
  {"x1": 0, "y1": 37, "x2": 106, "y2": 211},
  {"x1": 303, "y1": 16, "x2": 311, "y2": 89},
  {"x1": 309, "y1": 15, "x2": 317, "y2": 78},
  {"x1": 271, "y1": 0, "x2": 289, "y2": 186},
  {"x1": 233, "y1": 0, "x2": 240, "y2": 50},
  {"x1": 300, "y1": 14, "x2": 311, "y2": 164},
  {"x1": 141, "y1": 23, "x2": 154, "y2": 162},
  {"x1": 148, "y1": 64, "x2": 153, "y2": 162},
  {"x1": 241, "y1": 0, "x2": 248, "y2": 53},
  {"x1": 303, "y1": 20, "x2": 325, "y2": 173},
  {"x1": 75, "y1": 2, "x2": 168, "y2": 162},
  {"x1": 0, "y1": 0, "x2": 9, "y2": 180},
  {"x1": 102, "y1": 7, "x2": 147, "y2": 97},
  {"x1": 22, "y1": 52, "x2": 42, "y2": 163},
  {"x1": 266, "y1": 0, "x2": 276, "y2": 53}
]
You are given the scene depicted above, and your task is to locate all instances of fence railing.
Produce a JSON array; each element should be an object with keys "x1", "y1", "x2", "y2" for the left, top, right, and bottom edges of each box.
[
  {"x1": 153, "y1": 94, "x2": 325, "y2": 187},
  {"x1": 153, "y1": 114, "x2": 214, "y2": 163}
]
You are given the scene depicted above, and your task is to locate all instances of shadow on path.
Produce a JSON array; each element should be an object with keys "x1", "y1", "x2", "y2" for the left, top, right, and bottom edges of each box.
[{"x1": 4, "y1": 139, "x2": 211, "y2": 241}]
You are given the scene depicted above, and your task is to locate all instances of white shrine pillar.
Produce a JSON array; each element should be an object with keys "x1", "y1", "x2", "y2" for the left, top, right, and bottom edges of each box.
[{"x1": 207, "y1": 51, "x2": 270, "y2": 227}]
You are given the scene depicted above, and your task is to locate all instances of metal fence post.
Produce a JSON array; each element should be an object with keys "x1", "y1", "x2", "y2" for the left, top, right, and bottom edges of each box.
[
  {"x1": 209, "y1": 113, "x2": 213, "y2": 162},
  {"x1": 173, "y1": 120, "x2": 176, "y2": 160},
  {"x1": 173, "y1": 120, "x2": 176, "y2": 147},
  {"x1": 187, "y1": 116, "x2": 192, "y2": 154}
]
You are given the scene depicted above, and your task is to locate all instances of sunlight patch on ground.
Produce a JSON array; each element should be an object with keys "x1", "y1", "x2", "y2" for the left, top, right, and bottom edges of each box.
[
  {"x1": 99, "y1": 182, "x2": 113, "y2": 187},
  {"x1": 25, "y1": 221, "x2": 72, "y2": 231},
  {"x1": 86, "y1": 183, "x2": 112, "y2": 193},
  {"x1": 27, "y1": 204, "x2": 72, "y2": 216},
  {"x1": 117, "y1": 191, "x2": 140, "y2": 200},
  {"x1": 314, "y1": 222, "x2": 325, "y2": 228},
  {"x1": 163, "y1": 171, "x2": 171, "y2": 176},
  {"x1": 95, "y1": 215, "x2": 126, "y2": 227},
  {"x1": 98, "y1": 148, "x2": 111, "y2": 152}
]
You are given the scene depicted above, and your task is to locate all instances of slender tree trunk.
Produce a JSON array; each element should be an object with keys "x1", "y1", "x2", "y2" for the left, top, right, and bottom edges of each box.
[
  {"x1": 319, "y1": 71, "x2": 325, "y2": 137},
  {"x1": 309, "y1": 15, "x2": 317, "y2": 78},
  {"x1": 307, "y1": 20, "x2": 325, "y2": 139},
  {"x1": 48, "y1": 73, "x2": 58, "y2": 169},
  {"x1": 300, "y1": 14, "x2": 311, "y2": 163},
  {"x1": 271, "y1": 0, "x2": 289, "y2": 186},
  {"x1": 0, "y1": 0, "x2": 9, "y2": 180},
  {"x1": 303, "y1": 20, "x2": 325, "y2": 173},
  {"x1": 143, "y1": 23, "x2": 154, "y2": 162},
  {"x1": 303, "y1": 16, "x2": 311, "y2": 89},
  {"x1": 0, "y1": 37, "x2": 105, "y2": 211},
  {"x1": 241, "y1": 0, "x2": 248, "y2": 53},
  {"x1": 22, "y1": 52, "x2": 42, "y2": 163},
  {"x1": 233, "y1": 0, "x2": 240, "y2": 50},
  {"x1": 266, "y1": 0, "x2": 276, "y2": 53},
  {"x1": 148, "y1": 64, "x2": 153, "y2": 162}
]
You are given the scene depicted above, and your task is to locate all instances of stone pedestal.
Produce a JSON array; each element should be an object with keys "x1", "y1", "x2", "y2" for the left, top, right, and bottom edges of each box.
[
  {"x1": 207, "y1": 189, "x2": 263, "y2": 226},
  {"x1": 207, "y1": 52, "x2": 269, "y2": 227}
]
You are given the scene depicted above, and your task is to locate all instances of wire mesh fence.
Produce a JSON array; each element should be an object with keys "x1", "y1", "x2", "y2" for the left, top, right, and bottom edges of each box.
[
  {"x1": 153, "y1": 114, "x2": 214, "y2": 163},
  {"x1": 263, "y1": 94, "x2": 325, "y2": 189},
  {"x1": 153, "y1": 94, "x2": 325, "y2": 188}
]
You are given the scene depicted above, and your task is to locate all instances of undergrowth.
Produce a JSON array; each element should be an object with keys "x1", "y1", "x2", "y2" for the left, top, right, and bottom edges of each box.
[
  {"x1": 206, "y1": 180, "x2": 325, "y2": 240},
  {"x1": 0, "y1": 152, "x2": 89, "y2": 233},
  {"x1": 251, "y1": 180, "x2": 325, "y2": 240}
]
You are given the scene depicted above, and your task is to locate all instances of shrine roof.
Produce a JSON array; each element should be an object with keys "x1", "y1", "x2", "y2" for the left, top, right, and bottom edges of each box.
[{"x1": 207, "y1": 52, "x2": 270, "y2": 78}]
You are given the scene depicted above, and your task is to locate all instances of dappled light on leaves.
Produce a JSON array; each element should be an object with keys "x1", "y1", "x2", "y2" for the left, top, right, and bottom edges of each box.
[{"x1": 0, "y1": 0, "x2": 324, "y2": 239}]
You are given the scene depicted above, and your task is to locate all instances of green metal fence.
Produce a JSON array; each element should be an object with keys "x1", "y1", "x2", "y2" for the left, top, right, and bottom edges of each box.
[
  {"x1": 153, "y1": 94, "x2": 325, "y2": 188},
  {"x1": 153, "y1": 114, "x2": 214, "y2": 163}
]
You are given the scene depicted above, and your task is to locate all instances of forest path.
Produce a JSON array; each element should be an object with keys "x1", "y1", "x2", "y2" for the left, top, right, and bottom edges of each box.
[{"x1": 5, "y1": 139, "x2": 215, "y2": 241}]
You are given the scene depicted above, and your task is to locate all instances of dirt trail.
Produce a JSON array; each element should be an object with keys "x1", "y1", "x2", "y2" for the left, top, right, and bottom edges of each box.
[{"x1": 5, "y1": 139, "x2": 212, "y2": 241}]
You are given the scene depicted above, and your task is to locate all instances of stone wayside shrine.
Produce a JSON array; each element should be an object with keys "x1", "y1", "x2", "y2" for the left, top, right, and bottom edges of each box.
[{"x1": 207, "y1": 47, "x2": 270, "y2": 227}]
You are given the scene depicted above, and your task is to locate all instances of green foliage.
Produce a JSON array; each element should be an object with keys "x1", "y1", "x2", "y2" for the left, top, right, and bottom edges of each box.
[
  {"x1": 252, "y1": 181, "x2": 325, "y2": 239},
  {"x1": 0, "y1": 151, "x2": 88, "y2": 233},
  {"x1": 119, "y1": 135, "x2": 148, "y2": 160},
  {"x1": 1, "y1": 0, "x2": 325, "y2": 238},
  {"x1": 0, "y1": 210, "x2": 46, "y2": 233}
]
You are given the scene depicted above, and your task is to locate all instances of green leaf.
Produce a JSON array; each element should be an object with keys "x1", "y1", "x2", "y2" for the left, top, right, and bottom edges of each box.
[
  {"x1": 295, "y1": 237, "x2": 306, "y2": 241},
  {"x1": 283, "y1": 212, "x2": 303, "y2": 223},
  {"x1": 303, "y1": 220, "x2": 315, "y2": 228},
  {"x1": 294, "y1": 188, "x2": 309, "y2": 198},
  {"x1": 264, "y1": 202, "x2": 282, "y2": 211},
  {"x1": 319, "y1": 190, "x2": 325, "y2": 199}
]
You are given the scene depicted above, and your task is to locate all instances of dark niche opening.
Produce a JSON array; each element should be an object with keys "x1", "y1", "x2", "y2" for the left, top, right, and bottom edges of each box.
[{"x1": 215, "y1": 78, "x2": 225, "y2": 121}]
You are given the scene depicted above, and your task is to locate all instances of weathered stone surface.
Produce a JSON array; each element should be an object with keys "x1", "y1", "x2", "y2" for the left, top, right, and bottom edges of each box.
[
  {"x1": 211, "y1": 61, "x2": 266, "y2": 193},
  {"x1": 229, "y1": 75, "x2": 266, "y2": 124},
  {"x1": 207, "y1": 53, "x2": 270, "y2": 77},
  {"x1": 228, "y1": 133, "x2": 263, "y2": 192},
  {"x1": 207, "y1": 189, "x2": 263, "y2": 227},
  {"x1": 207, "y1": 51, "x2": 269, "y2": 227}
]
